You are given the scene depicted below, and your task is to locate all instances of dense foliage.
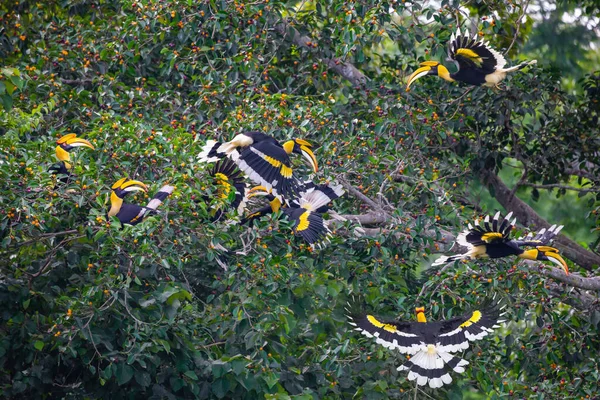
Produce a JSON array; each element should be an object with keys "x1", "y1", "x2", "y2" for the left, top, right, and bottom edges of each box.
[{"x1": 1, "y1": 0, "x2": 599, "y2": 399}]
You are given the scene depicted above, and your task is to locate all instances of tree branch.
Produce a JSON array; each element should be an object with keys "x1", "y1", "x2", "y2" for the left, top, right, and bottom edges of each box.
[
  {"x1": 273, "y1": 20, "x2": 367, "y2": 86},
  {"x1": 481, "y1": 169, "x2": 600, "y2": 271}
]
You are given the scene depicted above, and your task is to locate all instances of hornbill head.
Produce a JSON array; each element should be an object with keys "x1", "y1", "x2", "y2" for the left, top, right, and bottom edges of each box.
[
  {"x1": 282, "y1": 138, "x2": 318, "y2": 172},
  {"x1": 414, "y1": 307, "x2": 427, "y2": 322},
  {"x1": 520, "y1": 246, "x2": 569, "y2": 275},
  {"x1": 406, "y1": 61, "x2": 453, "y2": 89},
  {"x1": 111, "y1": 177, "x2": 148, "y2": 199},
  {"x1": 55, "y1": 133, "x2": 95, "y2": 168},
  {"x1": 247, "y1": 185, "x2": 281, "y2": 212}
]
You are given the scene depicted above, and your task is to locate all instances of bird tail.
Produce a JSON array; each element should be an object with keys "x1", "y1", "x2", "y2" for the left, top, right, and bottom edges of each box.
[
  {"x1": 431, "y1": 254, "x2": 467, "y2": 266},
  {"x1": 145, "y1": 185, "x2": 175, "y2": 211},
  {"x1": 199, "y1": 140, "x2": 241, "y2": 162},
  {"x1": 397, "y1": 350, "x2": 468, "y2": 388},
  {"x1": 501, "y1": 59, "x2": 537, "y2": 73}
]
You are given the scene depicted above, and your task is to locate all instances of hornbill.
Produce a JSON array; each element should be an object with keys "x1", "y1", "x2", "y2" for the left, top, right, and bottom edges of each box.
[
  {"x1": 432, "y1": 211, "x2": 569, "y2": 274},
  {"x1": 406, "y1": 28, "x2": 537, "y2": 89},
  {"x1": 49, "y1": 133, "x2": 95, "y2": 179},
  {"x1": 206, "y1": 158, "x2": 248, "y2": 222},
  {"x1": 347, "y1": 298, "x2": 505, "y2": 388},
  {"x1": 241, "y1": 181, "x2": 345, "y2": 248},
  {"x1": 108, "y1": 178, "x2": 175, "y2": 226},
  {"x1": 198, "y1": 131, "x2": 318, "y2": 200}
]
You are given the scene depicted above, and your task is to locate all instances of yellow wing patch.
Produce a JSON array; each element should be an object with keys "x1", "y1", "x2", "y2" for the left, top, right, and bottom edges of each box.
[
  {"x1": 460, "y1": 310, "x2": 482, "y2": 328},
  {"x1": 296, "y1": 211, "x2": 310, "y2": 231},
  {"x1": 456, "y1": 48, "x2": 483, "y2": 65},
  {"x1": 481, "y1": 232, "x2": 504, "y2": 242},
  {"x1": 367, "y1": 315, "x2": 398, "y2": 333},
  {"x1": 280, "y1": 165, "x2": 293, "y2": 178},
  {"x1": 264, "y1": 156, "x2": 282, "y2": 168}
]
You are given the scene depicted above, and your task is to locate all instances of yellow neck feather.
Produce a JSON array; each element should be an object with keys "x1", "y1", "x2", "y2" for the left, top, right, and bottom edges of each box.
[
  {"x1": 108, "y1": 191, "x2": 123, "y2": 217},
  {"x1": 416, "y1": 311, "x2": 427, "y2": 323},
  {"x1": 56, "y1": 146, "x2": 71, "y2": 162}
]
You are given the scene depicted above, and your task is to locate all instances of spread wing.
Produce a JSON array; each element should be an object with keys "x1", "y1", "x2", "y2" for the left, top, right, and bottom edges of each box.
[
  {"x1": 514, "y1": 224, "x2": 564, "y2": 247},
  {"x1": 236, "y1": 141, "x2": 298, "y2": 200},
  {"x1": 436, "y1": 300, "x2": 505, "y2": 353},
  {"x1": 449, "y1": 28, "x2": 506, "y2": 73},
  {"x1": 346, "y1": 301, "x2": 424, "y2": 355},
  {"x1": 457, "y1": 211, "x2": 516, "y2": 247}
]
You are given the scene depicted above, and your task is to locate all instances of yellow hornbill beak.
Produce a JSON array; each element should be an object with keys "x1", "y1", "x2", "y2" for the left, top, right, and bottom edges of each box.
[
  {"x1": 284, "y1": 139, "x2": 318, "y2": 173},
  {"x1": 112, "y1": 177, "x2": 148, "y2": 193},
  {"x1": 537, "y1": 246, "x2": 569, "y2": 275},
  {"x1": 247, "y1": 185, "x2": 271, "y2": 198},
  {"x1": 57, "y1": 133, "x2": 95, "y2": 150},
  {"x1": 65, "y1": 137, "x2": 95, "y2": 149},
  {"x1": 406, "y1": 62, "x2": 438, "y2": 89},
  {"x1": 300, "y1": 145, "x2": 318, "y2": 173},
  {"x1": 520, "y1": 247, "x2": 569, "y2": 275}
]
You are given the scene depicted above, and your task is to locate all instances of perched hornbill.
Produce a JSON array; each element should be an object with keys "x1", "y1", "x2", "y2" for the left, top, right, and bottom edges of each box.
[
  {"x1": 49, "y1": 133, "x2": 95, "y2": 179},
  {"x1": 432, "y1": 211, "x2": 569, "y2": 274},
  {"x1": 198, "y1": 132, "x2": 318, "y2": 200},
  {"x1": 108, "y1": 178, "x2": 174, "y2": 226},
  {"x1": 206, "y1": 158, "x2": 248, "y2": 222},
  {"x1": 241, "y1": 181, "x2": 345, "y2": 248},
  {"x1": 347, "y1": 298, "x2": 504, "y2": 388},
  {"x1": 406, "y1": 28, "x2": 537, "y2": 89}
]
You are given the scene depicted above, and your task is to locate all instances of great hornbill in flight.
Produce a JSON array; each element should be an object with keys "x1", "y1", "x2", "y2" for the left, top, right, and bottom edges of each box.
[
  {"x1": 108, "y1": 178, "x2": 174, "y2": 226},
  {"x1": 49, "y1": 133, "x2": 95, "y2": 180},
  {"x1": 205, "y1": 158, "x2": 248, "y2": 222},
  {"x1": 241, "y1": 181, "x2": 345, "y2": 248},
  {"x1": 432, "y1": 211, "x2": 569, "y2": 274},
  {"x1": 406, "y1": 28, "x2": 537, "y2": 89},
  {"x1": 347, "y1": 298, "x2": 505, "y2": 388},
  {"x1": 198, "y1": 132, "x2": 318, "y2": 200}
]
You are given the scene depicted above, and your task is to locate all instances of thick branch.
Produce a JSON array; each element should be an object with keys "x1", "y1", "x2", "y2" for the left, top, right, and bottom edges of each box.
[
  {"x1": 536, "y1": 265, "x2": 600, "y2": 290},
  {"x1": 273, "y1": 21, "x2": 367, "y2": 86},
  {"x1": 481, "y1": 170, "x2": 600, "y2": 271}
]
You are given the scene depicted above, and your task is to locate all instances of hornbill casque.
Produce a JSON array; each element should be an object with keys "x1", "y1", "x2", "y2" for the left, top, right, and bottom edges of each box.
[
  {"x1": 205, "y1": 157, "x2": 248, "y2": 222},
  {"x1": 49, "y1": 133, "x2": 95, "y2": 180},
  {"x1": 432, "y1": 211, "x2": 569, "y2": 274},
  {"x1": 198, "y1": 131, "x2": 318, "y2": 201},
  {"x1": 241, "y1": 181, "x2": 345, "y2": 249},
  {"x1": 347, "y1": 298, "x2": 505, "y2": 388},
  {"x1": 406, "y1": 28, "x2": 537, "y2": 89},
  {"x1": 108, "y1": 178, "x2": 174, "y2": 226}
]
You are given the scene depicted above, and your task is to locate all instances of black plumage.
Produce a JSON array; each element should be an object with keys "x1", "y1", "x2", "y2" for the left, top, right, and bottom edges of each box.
[
  {"x1": 432, "y1": 211, "x2": 569, "y2": 274},
  {"x1": 347, "y1": 299, "x2": 504, "y2": 388}
]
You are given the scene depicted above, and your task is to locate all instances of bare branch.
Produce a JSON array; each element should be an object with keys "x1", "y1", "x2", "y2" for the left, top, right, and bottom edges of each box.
[{"x1": 481, "y1": 169, "x2": 600, "y2": 271}]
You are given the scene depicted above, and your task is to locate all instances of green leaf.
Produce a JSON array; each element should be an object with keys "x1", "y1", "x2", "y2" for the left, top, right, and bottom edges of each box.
[
  {"x1": 34, "y1": 340, "x2": 44, "y2": 351},
  {"x1": 116, "y1": 364, "x2": 134, "y2": 385}
]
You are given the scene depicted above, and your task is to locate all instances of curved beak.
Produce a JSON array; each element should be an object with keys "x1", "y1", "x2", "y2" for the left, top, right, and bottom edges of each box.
[
  {"x1": 406, "y1": 62, "x2": 440, "y2": 90},
  {"x1": 121, "y1": 179, "x2": 148, "y2": 193},
  {"x1": 406, "y1": 66, "x2": 432, "y2": 90},
  {"x1": 300, "y1": 145, "x2": 318, "y2": 173},
  {"x1": 57, "y1": 133, "x2": 77, "y2": 144},
  {"x1": 247, "y1": 186, "x2": 271, "y2": 198},
  {"x1": 545, "y1": 252, "x2": 569, "y2": 275},
  {"x1": 66, "y1": 137, "x2": 95, "y2": 150}
]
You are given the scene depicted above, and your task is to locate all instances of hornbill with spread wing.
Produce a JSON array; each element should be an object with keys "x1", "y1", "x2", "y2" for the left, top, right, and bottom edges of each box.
[
  {"x1": 347, "y1": 298, "x2": 505, "y2": 388},
  {"x1": 108, "y1": 178, "x2": 174, "y2": 226},
  {"x1": 241, "y1": 181, "x2": 345, "y2": 248},
  {"x1": 432, "y1": 211, "x2": 569, "y2": 274},
  {"x1": 406, "y1": 28, "x2": 537, "y2": 89},
  {"x1": 205, "y1": 158, "x2": 248, "y2": 222},
  {"x1": 49, "y1": 133, "x2": 95, "y2": 180},
  {"x1": 198, "y1": 132, "x2": 318, "y2": 200}
]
